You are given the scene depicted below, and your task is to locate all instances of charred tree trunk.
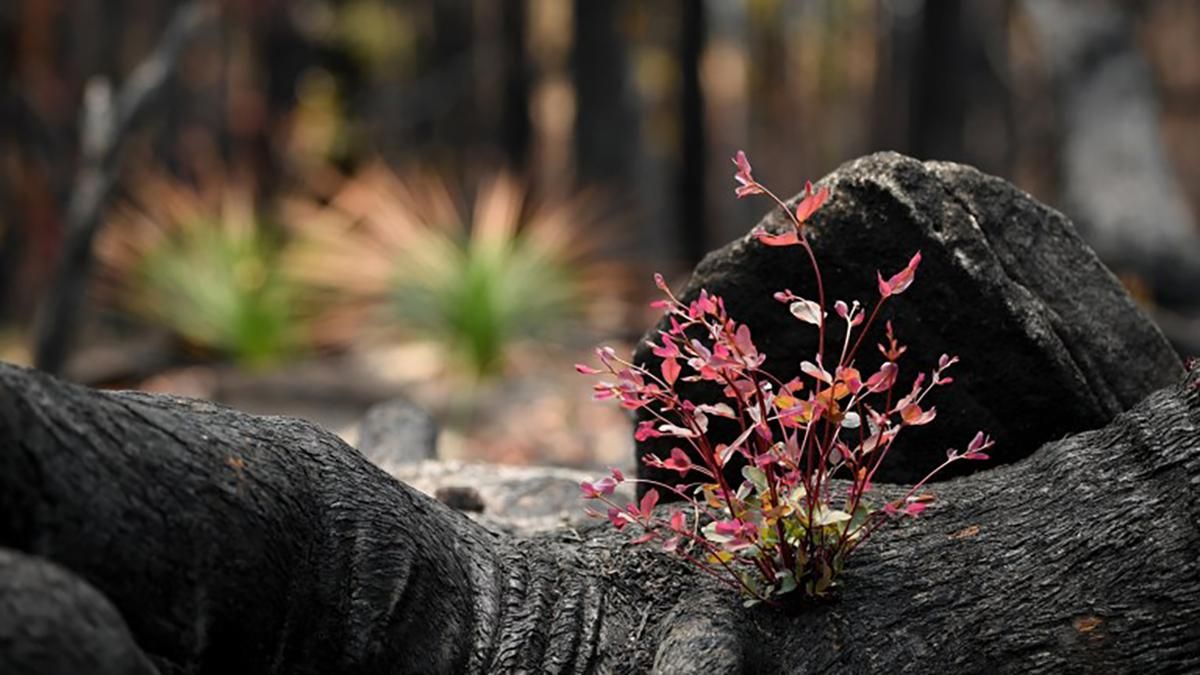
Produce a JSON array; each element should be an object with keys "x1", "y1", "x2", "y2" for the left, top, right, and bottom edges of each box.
[
  {"x1": 1021, "y1": 0, "x2": 1200, "y2": 332},
  {"x1": 1, "y1": 358, "x2": 1199, "y2": 673},
  {"x1": 32, "y1": 2, "x2": 212, "y2": 375},
  {"x1": 678, "y1": 0, "x2": 708, "y2": 266}
]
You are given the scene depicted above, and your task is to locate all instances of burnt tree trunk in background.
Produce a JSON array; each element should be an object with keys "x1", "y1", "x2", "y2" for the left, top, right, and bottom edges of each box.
[
  {"x1": 1, "y1": 359, "x2": 1199, "y2": 673},
  {"x1": 1022, "y1": 0, "x2": 1200, "y2": 355},
  {"x1": 500, "y1": 0, "x2": 532, "y2": 170},
  {"x1": 0, "y1": 174, "x2": 16, "y2": 323},
  {"x1": 572, "y1": 0, "x2": 637, "y2": 189},
  {"x1": 571, "y1": 0, "x2": 677, "y2": 266},
  {"x1": 31, "y1": 2, "x2": 211, "y2": 376},
  {"x1": 464, "y1": 0, "x2": 533, "y2": 171},
  {"x1": 678, "y1": 0, "x2": 708, "y2": 266},
  {"x1": 890, "y1": 0, "x2": 1014, "y2": 176}
]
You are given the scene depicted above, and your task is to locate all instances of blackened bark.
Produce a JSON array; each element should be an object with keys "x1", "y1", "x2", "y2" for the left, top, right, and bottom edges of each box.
[
  {"x1": 0, "y1": 361, "x2": 649, "y2": 673},
  {"x1": 5, "y1": 359, "x2": 1200, "y2": 672},
  {"x1": 0, "y1": 549, "x2": 158, "y2": 675},
  {"x1": 0, "y1": 362, "x2": 494, "y2": 673},
  {"x1": 571, "y1": 0, "x2": 639, "y2": 189},
  {"x1": 1, "y1": 361, "x2": 1199, "y2": 672}
]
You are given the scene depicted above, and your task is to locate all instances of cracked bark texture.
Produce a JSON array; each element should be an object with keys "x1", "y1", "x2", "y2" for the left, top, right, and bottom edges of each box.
[
  {"x1": 0, "y1": 548, "x2": 159, "y2": 675},
  {"x1": 636, "y1": 152, "x2": 1182, "y2": 493},
  {"x1": 0, "y1": 362, "x2": 673, "y2": 674},
  {"x1": 3, "y1": 362, "x2": 1200, "y2": 673}
]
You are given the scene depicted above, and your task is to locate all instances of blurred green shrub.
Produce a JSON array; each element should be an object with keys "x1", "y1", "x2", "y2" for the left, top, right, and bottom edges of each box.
[
  {"x1": 96, "y1": 175, "x2": 308, "y2": 368},
  {"x1": 286, "y1": 165, "x2": 622, "y2": 378}
]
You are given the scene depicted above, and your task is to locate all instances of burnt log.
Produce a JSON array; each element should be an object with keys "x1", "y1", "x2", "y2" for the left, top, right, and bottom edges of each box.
[
  {"x1": 1, "y1": 360, "x2": 1199, "y2": 673},
  {"x1": 635, "y1": 152, "x2": 1182, "y2": 493},
  {"x1": 0, "y1": 548, "x2": 158, "y2": 675}
]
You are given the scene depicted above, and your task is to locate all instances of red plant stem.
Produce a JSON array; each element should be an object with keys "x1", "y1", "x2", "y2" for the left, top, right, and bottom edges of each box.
[
  {"x1": 756, "y1": 183, "x2": 827, "y2": 365},
  {"x1": 720, "y1": 331, "x2": 798, "y2": 578},
  {"x1": 845, "y1": 296, "x2": 887, "y2": 365},
  {"x1": 863, "y1": 386, "x2": 897, "y2": 487},
  {"x1": 679, "y1": 401, "x2": 741, "y2": 521}
]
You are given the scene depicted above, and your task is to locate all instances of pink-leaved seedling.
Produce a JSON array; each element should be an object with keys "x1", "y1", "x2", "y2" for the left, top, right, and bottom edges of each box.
[{"x1": 576, "y1": 151, "x2": 992, "y2": 606}]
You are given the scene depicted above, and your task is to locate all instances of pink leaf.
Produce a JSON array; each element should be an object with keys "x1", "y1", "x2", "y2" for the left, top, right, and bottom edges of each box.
[
  {"x1": 634, "y1": 421, "x2": 661, "y2": 442},
  {"x1": 877, "y1": 271, "x2": 891, "y2": 297},
  {"x1": 794, "y1": 183, "x2": 830, "y2": 223},
  {"x1": 661, "y1": 357, "x2": 681, "y2": 385},
  {"x1": 864, "y1": 362, "x2": 902, "y2": 393},
  {"x1": 662, "y1": 447, "x2": 694, "y2": 476},
  {"x1": 639, "y1": 488, "x2": 661, "y2": 517},
  {"x1": 879, "y1": 251, "x2": 922, "y2": 297},
  {"x1": 575, "y1": 363, "x2": 602, "y2": 375},
  {"x1": 714, "y1": 518, "x2": 745, "y2": 537},
  {"x1": 967, "y1": 431, "x2": 988, "y2": 454},
  {"x1": 752, "y1": 227, "x2": 801, "y2": 247},
  {"x1": 732, "y1": 151, "x2": 763, "y2": 198},
  {"x1": 801, "y1": 360, "x2": 833, "y2": 384},
  {"x1": 733, "y1": 324, "x2": 757, "y2": 357},
  {"x1": 651, "y1": 334, "x2": 680, "y2": 359},
  {"x1": 607, "y1": 507, "x2": 629, "y2": 529},
  {"x1": 696, "y1": 402, "x2": 736, "y2": 418},
  {"x1": 789, "y1": 298, "x2": 825, "y2": 326},
  {"x1": 904, "y1": 502, "x2": 927, "y2": 517},
  {"x1": 670, "y1": 510, "x2": 687, "y2": 532},
  {"x1": 900, "y1": 404, "x2": 937, "y2": 426},
  {"x1": 657, "y1": 423, "x2": 697, "y2": 438},
  {"x1": 580, "y1": 476, "x2": 617, "y2": 498}
]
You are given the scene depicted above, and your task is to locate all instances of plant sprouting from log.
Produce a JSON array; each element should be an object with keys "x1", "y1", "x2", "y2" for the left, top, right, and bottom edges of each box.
[{"x1": 577, "y1": 151, "x2": 993, "y2": 605}]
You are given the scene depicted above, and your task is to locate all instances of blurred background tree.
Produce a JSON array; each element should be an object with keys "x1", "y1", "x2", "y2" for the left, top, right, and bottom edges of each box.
[{"x1": 0, "y1": 0, "x2": 1197, "y2": 467}]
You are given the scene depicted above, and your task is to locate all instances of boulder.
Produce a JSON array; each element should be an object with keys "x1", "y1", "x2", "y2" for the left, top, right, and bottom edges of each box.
[
  {"x1": 388, "y1": 459, "x2": 634, "y2": 534},
  {"x1": 355, "y1": 397, "x2": 439, "y2": 466},
  {"x1": 635, "y1": 152, "x2": 1182, "y2": 491}
]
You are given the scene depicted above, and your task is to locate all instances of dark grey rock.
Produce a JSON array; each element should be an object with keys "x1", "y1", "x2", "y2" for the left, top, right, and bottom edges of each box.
[
  {"x1": 434, "y1": 485, "x2": 486, "y2": 513},
  {"x1": 390, "y1": 459, "x2": 635, "y2": 534},
  {"x1": 635, "y1": 152, "x2": 1183, "y2": 491},
  {"x1": 355, "y1": 397, "x2": 439, "y2": 465}
]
